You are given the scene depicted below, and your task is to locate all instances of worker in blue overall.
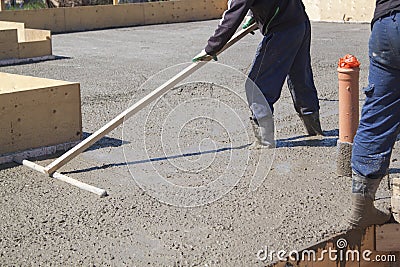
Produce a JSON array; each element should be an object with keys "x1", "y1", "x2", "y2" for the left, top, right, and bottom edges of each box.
[
  {"x1": 349, "y1": 0, "x2": 400, "y2": 229},
  {"x1": 193, "y1": 0, "x2": 324, "y2": 148}
]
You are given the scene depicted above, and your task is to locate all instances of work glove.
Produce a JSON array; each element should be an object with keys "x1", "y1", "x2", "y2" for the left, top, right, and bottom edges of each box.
[
  {"x1": 242, "y1": 15, "x2": 255, "y2": 29},
  {"x1": 192, "y1": 49, "x2": 218, "y2": 62}
]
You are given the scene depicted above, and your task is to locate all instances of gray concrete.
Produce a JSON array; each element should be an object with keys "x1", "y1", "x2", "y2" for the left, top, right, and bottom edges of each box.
[{"x1": 0, "y1": 20, "x2": 399, "y2": 266}]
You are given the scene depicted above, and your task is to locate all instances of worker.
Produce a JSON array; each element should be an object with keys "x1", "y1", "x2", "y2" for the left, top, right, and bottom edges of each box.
[
  {"x1": 349, "y1": 1, "x2": 400, "y2": 229},
  {"x1": 192, "y1": 0, "x2": 324, "y2": 148}
]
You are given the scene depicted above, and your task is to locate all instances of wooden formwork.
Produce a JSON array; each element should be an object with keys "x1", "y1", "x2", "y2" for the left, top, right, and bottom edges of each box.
[
  {"x1": 302, "y1": 0, "x2": 375, "y2": 22},
  {"x1": 0, "y1": 72, "x2": 82, "y2": 156},
  {"x1": 0, "y1": 72, "x2": 108, "y2": 196},
  {"x1": 0, "y1": 0, "x2": 227, "y2": 33},
  {"x1": 0, "y1": 21, "x2": 52, "y2": 61}
]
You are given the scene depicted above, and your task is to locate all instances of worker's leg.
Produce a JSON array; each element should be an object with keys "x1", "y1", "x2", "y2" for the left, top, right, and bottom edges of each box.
[
  {"x1": 349, "y1": 12, "x2": 400, "y2": 229},
  {"x1": 287, "y1": 20, "x2": 320, "y2": 115},
  {"x1": 352, "y1": 13, "x2": 400, "y2": 180},
  {"x1": 246, "y1": 22, "x2": 308, "y2": 115},
  {"x1": 245, "y1": 22, "x2": 308, "y2": 146},
  {"x1": 286, "y1": 20, "x2": 323, "y2": 135}
]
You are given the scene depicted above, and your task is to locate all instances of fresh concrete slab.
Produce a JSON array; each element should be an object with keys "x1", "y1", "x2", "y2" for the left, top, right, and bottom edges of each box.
[{"x1": 0, "y1": 20, "x2": 398, "y2": 266}]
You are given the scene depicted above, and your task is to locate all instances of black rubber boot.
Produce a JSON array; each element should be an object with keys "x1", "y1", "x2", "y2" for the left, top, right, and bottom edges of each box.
[
  {"x1": 298, "y1": 111, "x2": 324, "y2": 136},
  {"x1": 348, "y1": 172, "x2": 391, "y2": 229}
]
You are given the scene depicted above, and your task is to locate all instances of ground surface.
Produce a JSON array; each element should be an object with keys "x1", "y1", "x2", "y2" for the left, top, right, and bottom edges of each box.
[{"x1": 0, "y1": 20, "x2": 399, "y2": 266}]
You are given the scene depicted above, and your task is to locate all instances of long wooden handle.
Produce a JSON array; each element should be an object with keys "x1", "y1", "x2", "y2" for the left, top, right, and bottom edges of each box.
[{"x1": 44, "y1": 24, "x2": 258, "y2": 175}]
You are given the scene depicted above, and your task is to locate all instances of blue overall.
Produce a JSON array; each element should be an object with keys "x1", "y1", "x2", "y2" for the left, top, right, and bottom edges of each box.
[
  {"x1": 351, "y1": 11, "x2": 400, "y2": 179},
  {"x1": 246, "y1": 20, "x2": 320, "y2": 117}
]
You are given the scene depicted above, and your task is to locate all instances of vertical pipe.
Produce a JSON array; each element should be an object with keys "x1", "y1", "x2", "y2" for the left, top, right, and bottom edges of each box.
[
  {"x1": 338, "y1": 67, "x2": 360, "y2": 143},
  {"x1": 337, "y1": 66, "x2": 360, "y2": 177}
]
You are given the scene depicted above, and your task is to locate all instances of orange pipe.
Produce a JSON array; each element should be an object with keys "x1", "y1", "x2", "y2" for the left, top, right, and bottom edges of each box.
[{"x1": 338, "y1": 67, "x2": 359, "y2": 143}]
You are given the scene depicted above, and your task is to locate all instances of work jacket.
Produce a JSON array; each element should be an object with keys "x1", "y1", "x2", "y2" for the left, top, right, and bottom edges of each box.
[
  {"x1": 373, "y1": 0, "x2": 400, "y2": 25},
  {"x1": 205, "y1": 0, "x2": 309, "y2": 55}
]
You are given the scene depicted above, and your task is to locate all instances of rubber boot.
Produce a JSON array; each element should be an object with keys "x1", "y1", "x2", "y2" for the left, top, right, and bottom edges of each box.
[
  {"x1": 250, "y1": 116, "x2": 275, "y2": 148},
  {"x1": 348, "y1": 172, "x2": 391, "y2": 229},
  {"x1": 298, "y1": 111, "x2": 324, "y2": 136}
]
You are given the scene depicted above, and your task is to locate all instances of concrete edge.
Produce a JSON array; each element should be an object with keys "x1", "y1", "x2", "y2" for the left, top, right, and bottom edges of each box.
[{"x1": 0, "y1": 140, "x2": 80, "y2": 165}]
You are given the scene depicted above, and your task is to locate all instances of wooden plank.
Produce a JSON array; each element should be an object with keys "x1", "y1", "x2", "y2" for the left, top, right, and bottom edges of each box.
[
  {"x1": 0, "y1": 0, "x2": 225, "y2": 34},
  {"x1": 0, "y1": 21, "x2": 25, "y2": 42},
  {"x1": 376, "y1": 224, "x2": 400, "y2": 252},
  {"x1": 0, "y1": 29, "x2": 18, "y2": 43},
  {"x1": 24, "y1": 28, "x2": 51, "y2": 42},
  {"x1": 0, "y1": 9, "x2": 66, "y2": 33},
  {"x1": 64, "y1": 4, "x2": 144, "y2": 32},
  {"x1": 143, "y1": 1, "x2": 225, "y2": 25},
  {"x1": 0, "y1": 74, "x2": 81, "y2": 155},
  {"x1": 18, "y1": 39, "x2": 52, "y2": 59},
  {"x1": 17, "y1": 159, "x2": 107, "y2": 197},
  {"x1": 0, "y1": 42, "x2": 18, "y2": 60},
  {"x1": 43, "y1": 23, "x2": 258, "y2": 175},
  {"x1": 0, "y1": 72, "x2": 73, "y2": 93}
]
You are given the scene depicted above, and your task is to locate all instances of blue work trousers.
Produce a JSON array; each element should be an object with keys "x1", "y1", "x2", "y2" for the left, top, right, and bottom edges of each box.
[
  {"x1": 352, "y1": 11, "x2": 400, "y2": 179},
  {"x1": 246, "y1": 20, "x2": 320, "y2": 117}
]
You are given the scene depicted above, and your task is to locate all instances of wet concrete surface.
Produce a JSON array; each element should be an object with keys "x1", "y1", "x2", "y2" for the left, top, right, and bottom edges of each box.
[{"x1": 0, "y1": 20, "x2": 399, "y2": 266}]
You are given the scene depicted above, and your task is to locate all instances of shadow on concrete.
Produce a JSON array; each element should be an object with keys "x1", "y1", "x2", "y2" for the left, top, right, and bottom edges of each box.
[
  {"x1": 319, "y1": 98, "x2": 339, "y2": 102},
  {"x1": 63, "y1": 143, "x2": 251, "y2": 174},
  {"x1": 0, "y1": 55, "x2": 72, "y2": 67},
  {"x1": 82, "y1": 132, "x2": 128, "y2": 152},
  {"x1": 276, "y1": 129, "x2": 338, "y2": 148}
]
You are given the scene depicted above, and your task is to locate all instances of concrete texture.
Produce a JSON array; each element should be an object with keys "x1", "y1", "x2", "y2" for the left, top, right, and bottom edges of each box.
[
  {"x1": 336, "y1": 141, "x2": 353, "y2": 177},
  {"x1": 0, "y1": 20, "x2": 399, "y2": 266}
]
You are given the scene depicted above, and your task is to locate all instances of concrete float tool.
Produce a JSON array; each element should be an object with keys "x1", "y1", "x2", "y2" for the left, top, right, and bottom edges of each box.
[{"x1": 15, "y1": 23, "x2": 259, "y2": 197}]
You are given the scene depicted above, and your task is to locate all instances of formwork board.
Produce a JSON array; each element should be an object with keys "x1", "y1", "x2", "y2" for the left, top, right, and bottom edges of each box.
[
  {"x1": 0, "y1": 42, "x2": 18, "y2": 60},
  {"x1": 0, "y1": 21, "x2": 25, "y2": 42},
  {"x1": 64, "y1": 4, "x2": 144, "y2": 32},
  {"x1": 142, "y1": 0, "x2": 226, "y2": 25},
  {"x1": 0, "y1": 0, "x2": 226, "y2": 33},
  {"x1": 376, "y1": 224, "x2": 400, "y2": 252},
  {"x1": 0, "y1": 22, "x2": 52, "y2": 61},
  {"x1": 0, "y1": 72, "x2": 82, "y2": 156},
  {"x1": 303, "y1": 0, "x2": 375, "y2": 22},
  {"x1": 18, "y1": 39, "x2": 52, "y2": 59},
  {"x1": 0, "y1": 9, "x2": 66, "y2": 33},
  {"x1": 24, "y1": 28, "x2": 51, "y2": 42},
  {"x1": 0, "y1": 28, "x2": 18, "y2": 43}
]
